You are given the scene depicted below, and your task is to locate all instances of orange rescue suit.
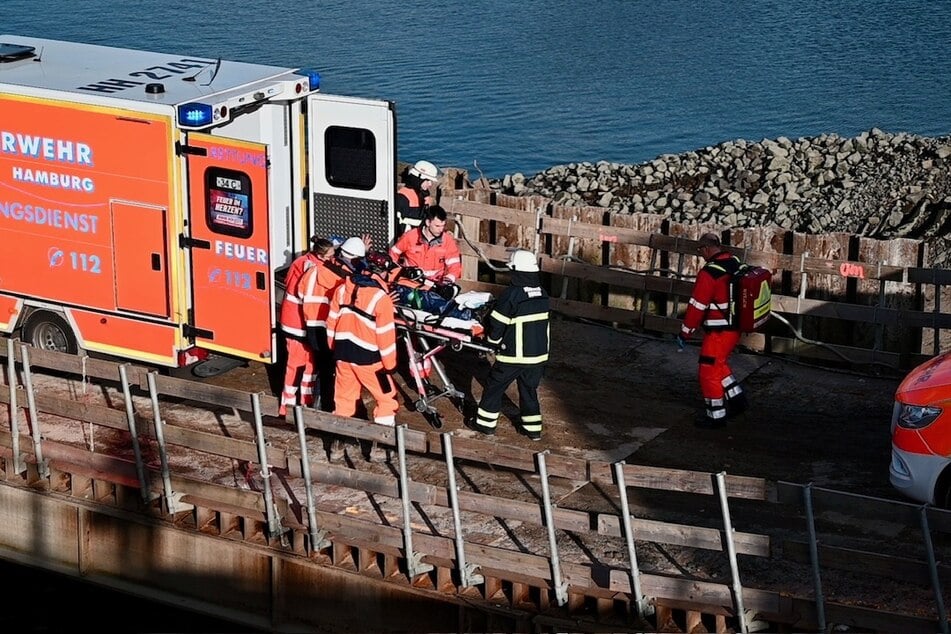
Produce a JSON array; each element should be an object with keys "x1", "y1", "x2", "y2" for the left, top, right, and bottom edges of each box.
[
  {"x1": 326, "y1": 274, "x2": 399, "y2": 426},
  {"x1": 389, "y1": 227, "x2": 462, "y2": 286}
]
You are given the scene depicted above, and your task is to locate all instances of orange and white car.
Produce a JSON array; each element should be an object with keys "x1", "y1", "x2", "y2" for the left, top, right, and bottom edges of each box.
[{"x1": 890, "y1": 351, "x2": 951, "y2": 507}]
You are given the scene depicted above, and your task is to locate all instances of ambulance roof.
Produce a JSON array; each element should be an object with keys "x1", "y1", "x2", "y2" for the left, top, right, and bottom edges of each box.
[{"x1": 0, "y1": 35, "x2": 302, "y2": 105}]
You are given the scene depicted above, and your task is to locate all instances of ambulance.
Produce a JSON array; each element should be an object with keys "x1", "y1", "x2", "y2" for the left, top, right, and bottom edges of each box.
[
  {"x1": 0, "y1": 36, "x2": 396, "y2": 375},
  {"x1": 890, "y1": 351, "x2": 951, "y2": 508}
]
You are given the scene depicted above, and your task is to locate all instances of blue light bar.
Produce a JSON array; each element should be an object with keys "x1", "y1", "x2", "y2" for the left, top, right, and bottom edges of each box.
[
  {"x1": 295, "y1": 69, "x2": 320, "y2": 91},
  {"x1": 177, "y1": 102, "x2": 214, "y2": 128}
]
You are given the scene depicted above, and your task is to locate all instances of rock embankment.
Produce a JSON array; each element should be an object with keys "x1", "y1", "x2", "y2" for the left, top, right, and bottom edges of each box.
[{"x1": 493, "y1": 129, "x2": 951, "y2": 265}]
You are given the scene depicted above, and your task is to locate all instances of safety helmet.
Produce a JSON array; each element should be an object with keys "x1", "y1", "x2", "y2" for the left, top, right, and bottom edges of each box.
[
  {"x1": 339, "y1": 236, "x2": 366, "y2": 260},
  {"x1": 508, "y1": 249, "x2": 539, "y2": 273},
  {"x1": 409, "y1": 160, "x2": 440, "y2": 183}
]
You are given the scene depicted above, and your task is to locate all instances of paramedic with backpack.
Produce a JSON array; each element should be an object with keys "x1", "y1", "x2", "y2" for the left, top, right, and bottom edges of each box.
[{"x1": 677, "y1": 232, "x2": 749, "y2": 428}]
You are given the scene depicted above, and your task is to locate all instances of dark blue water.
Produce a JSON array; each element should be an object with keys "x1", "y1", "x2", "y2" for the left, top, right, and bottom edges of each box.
[{"x1": 6, "y1": 1, "x2": 951, "y2": 178}]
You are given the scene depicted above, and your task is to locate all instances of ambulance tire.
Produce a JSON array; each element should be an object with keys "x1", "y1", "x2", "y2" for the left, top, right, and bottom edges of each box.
[
  {"x1": 934, "y1": 469, "x2": 951, "y2": 509},
  {"x1": 23, "y1": 311, "x2": 78, "y2": 355}
]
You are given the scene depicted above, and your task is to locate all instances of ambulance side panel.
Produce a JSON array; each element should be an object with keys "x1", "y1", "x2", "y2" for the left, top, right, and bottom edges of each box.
[{"x1": 0, "y1": 94, "x2": 183, "y2": 364}]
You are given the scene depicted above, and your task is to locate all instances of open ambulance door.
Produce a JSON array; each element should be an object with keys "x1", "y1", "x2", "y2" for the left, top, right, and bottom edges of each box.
[
  {"x1": 184, "y1": 133, "x2": 274, "y2": 363},
  {"x1": 307, "y1": 95, "x2": 396, "y2": 249}
]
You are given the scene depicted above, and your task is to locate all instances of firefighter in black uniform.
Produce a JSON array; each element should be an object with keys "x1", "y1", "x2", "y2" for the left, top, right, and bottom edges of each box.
[{"x1": 472, "y1": 249, "x2": 550, "y2": 440}]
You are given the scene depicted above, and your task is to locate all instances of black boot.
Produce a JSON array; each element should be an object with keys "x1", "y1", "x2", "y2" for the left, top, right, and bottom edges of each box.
[
  {"x1": 694, "y1": 412, "x2": 727, "y2": 429},
  {"x1": 727, "y1": 392, "x2": 749, "y2": 418}
]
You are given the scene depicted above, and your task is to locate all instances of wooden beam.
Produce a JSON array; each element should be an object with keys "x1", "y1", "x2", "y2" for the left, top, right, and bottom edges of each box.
[
  {"x1": 598, "y1": 514, "x2": 769, "y2": 556},
  {"x1": 586, "y1": 462, "x2": 767, "y2": 500}
]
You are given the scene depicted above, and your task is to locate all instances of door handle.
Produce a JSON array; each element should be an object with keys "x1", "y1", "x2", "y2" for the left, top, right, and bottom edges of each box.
[{"x1": 151, "y1": 253, "x2": 162, "y2": 271}]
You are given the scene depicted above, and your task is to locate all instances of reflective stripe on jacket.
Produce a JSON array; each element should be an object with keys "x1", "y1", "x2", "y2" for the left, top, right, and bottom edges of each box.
[
  {"x1": 487, "y1": 281, "x2": 550, "y2": 365},
  {"x1": 389, "y1": 227, "x2": 462, "y2": 284},
  {"x1": 396, "y1": 186, "x2": 424, "y2": 228},
  {"x1": 327, "y1": 277, "x2": 398, "y2": 369},
  {"x1": 279, "y1": 252, "x2": 320, "y2": 339},
  {"x1": 300, "y1": 259, "x2": 348, "y2": 329},
  {"x1": 681, "y1": 251, "x2": 741, "y2": 335}
]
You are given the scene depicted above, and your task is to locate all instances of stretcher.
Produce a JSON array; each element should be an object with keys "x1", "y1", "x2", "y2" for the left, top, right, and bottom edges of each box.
[{"x1": 394, "y1": 291, "x2": 495, "y2": 429}]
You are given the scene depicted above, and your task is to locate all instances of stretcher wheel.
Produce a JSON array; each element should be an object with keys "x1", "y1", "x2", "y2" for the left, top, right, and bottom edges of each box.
[
  {"x1": 414, "y1": 399, "x2": 428, "y2": 413},
  {"x1": 425, "y1": 411, "x2": 444, "y2": 429}
]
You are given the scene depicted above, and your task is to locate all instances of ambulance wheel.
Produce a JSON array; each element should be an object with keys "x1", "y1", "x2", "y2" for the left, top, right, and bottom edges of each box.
[
  {"x1": 23, "y1": 311, "x2": 78, "y2": 355},
  {"x1": 934, "y1": 469, "x2": 951, "y2": 509}
]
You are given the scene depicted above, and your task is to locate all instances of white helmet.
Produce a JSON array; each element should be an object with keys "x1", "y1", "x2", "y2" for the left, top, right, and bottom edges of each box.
[
  {"x1": 508, "y1": 249, "x2": 539, "y2": 272},
  {"x1": 339, "y1": 236, "x2": 366, "y2": 260},
  {"x1": 409, "y1": 160, "x2": 440, "y2": 182}
]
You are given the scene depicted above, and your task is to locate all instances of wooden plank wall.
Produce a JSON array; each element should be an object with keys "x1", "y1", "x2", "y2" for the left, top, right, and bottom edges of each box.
[{"x1": 442, "y1": 183, "x2": 949, "y2": 370}]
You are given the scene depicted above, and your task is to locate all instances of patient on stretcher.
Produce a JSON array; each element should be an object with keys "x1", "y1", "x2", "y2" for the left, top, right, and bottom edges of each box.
[
  {"x1": 393, "y1": 284, "x2": 492, "y2": 335},
  {"x1": 363, "y1": 250, "x2": 492, "y2": 335}
]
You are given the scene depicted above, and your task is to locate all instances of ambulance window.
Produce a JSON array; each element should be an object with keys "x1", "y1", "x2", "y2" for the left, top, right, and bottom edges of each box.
[
  {"x1": 325, "y1": 126, "x2": 376, "y2": 191},
  {"x1": 205, "y1": 167, "x2": 253, "y2": 239}
]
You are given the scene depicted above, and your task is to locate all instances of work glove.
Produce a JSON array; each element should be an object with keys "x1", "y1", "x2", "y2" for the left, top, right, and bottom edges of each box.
[
  {"x1": 401, "y1": 266, "x2": 424, "y2": 282},
  {"x1": 434, "y1": 281, "x2": 459, "y2": 301},
  {"x1": 675, "y1": 334, "x2": 688, "y2": 352}
]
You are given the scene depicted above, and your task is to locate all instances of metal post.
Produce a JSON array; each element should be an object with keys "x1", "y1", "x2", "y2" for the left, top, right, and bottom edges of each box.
[
  {"x1": 560, "y1": 217, "x2": 577, "y2": 300},
  {"x1": 797, "y1": 251, "x2": 809, "y2": 348},
  {"x1": 118, "y1": 364, "x2": 149, "y2": 502},
  {"x1": 442, "y1": 432, "x2": 482, "y2": 587},
  {"x1": 294, "y1": 405, "x2": 329, "y2": 552},
  {"x1": 250, "y1": 393, "x2": 284, "y2": 542},
  {"x1": 613, "y1": 461, "x2": 649, "y2": 618},
  {"x1": 537, "y1": 450, "x2": 568, "y2": 606},
  {"x1": 397, "y1": 425, "x2": 432, "y2": 578},
  {"x1": 715, "y1": 471, "x2": 748, "y2": 634},
  {"x1": 20, "y1": 345, "x2": 48, "y2": 479},
  {"x1": 919, "y1": 506, "x2": 949, "y2": 634},
  {"x1": 145, "y1": 372, "x2": 176, "y2": 514},
  {"x1": 932, "y1": 267, "x2": 941, "y2": 357},
  {"x1": 642, "y1": 236, "x2": 658, "y2": 320},
  {"x1": 803, "y1": 483, "x2": 826, "y2": 632},
  {"x1": 6, "y1": 338, "x2": 25, "y2": 475},
  {"x1": 671, "y1": 245, "x2": 686, "y2": 318}
]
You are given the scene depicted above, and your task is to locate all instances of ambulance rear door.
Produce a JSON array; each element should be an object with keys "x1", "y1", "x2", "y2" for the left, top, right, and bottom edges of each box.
[
  {"x1": 184, "y1": 133, "x2": 273, "y2": 362},
  {"x1": 307, "y1": 95, "x2": 396, "y2": 248}
]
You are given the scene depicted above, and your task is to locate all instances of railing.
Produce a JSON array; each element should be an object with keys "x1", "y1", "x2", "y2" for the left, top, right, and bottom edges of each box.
[
  {"x1": 1, "y1": 341, "x2": 949, "y2": 633},
  {"x1": 443, "y1": 185, "x2": 951, "y2": 371}
]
